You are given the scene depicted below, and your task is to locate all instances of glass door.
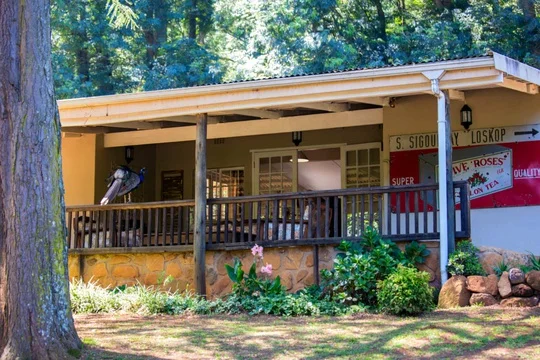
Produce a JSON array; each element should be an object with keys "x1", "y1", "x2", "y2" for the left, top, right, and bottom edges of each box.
[{"x1": 340, "y1": 143, "x2": 382, "y2": 235}]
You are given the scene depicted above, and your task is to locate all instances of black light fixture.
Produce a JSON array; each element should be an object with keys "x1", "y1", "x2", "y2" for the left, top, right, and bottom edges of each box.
[
  {"x1": 460, "y1": 104, "x2": 473, "y2": 130},
  {"x1": 292, "y1": 131, "x2": 302, "y2": 146},
  {"x1": 125, "y1": 146, "x2": 135, "y2": 164}
]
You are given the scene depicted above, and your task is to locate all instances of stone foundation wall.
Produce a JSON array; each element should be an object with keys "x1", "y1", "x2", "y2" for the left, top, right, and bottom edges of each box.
[{"x1": 68, "y1": 241, "x2": 442, "y2": 299}]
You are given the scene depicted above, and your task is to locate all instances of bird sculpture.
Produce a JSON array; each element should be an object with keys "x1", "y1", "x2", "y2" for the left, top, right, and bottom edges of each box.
[{"x1": 100, "y1": 166, "x2": 145, "y2": 205}]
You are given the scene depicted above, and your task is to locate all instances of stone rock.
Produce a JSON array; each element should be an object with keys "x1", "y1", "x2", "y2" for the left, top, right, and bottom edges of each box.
[
  {"x1": 86, "y1": 258, "x2": 98, "y2": 266},
  {"x1": 211, "y1": 277, "x2": 231, "y2": 297},
  {"x1": 423, "y1": 250, "x2": 440, "y2": 273},
  {"x1": 145, "y1": 254, "x2": 165, "y2": 272},
  {"x1": 206, "y1": 267, "x2": 218, "y2": 285},
  {"x1": 263, "y1": 251, "x2": 282, "y2": 270},
  {"x1": 469, "y1": 293, "x2": 498, "y2": 306},
  {"x1": 525, "y1": 270, "x2": 540, "y2": 291},
  {"x1": 109, "y1": 255, "x2": 131, "y2": 265},
  {"x1": 500, "y1": 296, "x2": 539, "y2": 308},
  {"x1": 438, "y1": 276, "x2": 471, "y2": 309},
  {"x1": 498, "y1": 272, "x2": 512, "y2": 299},
  {"x1": 165, "y1": 262, "x2": 182, "y2": 278},
  {"x1": 417, "y1": 265, "x2": 436, "y2": 282},
  {"x1": 296, "y1": 269, "x2": 309, "y2": 283},
  {"x1": 485, "y1": 274, "x2": 499, "y2": 296},
  {"x1": 215, "y1": 253, "x2": 234, "y2": 276},
  {"x1": 305, "y1": 254, "x2": 314, "y2": 268},
  {"x1": 467, "y1": 276, "x2": 488, "y2": 293},
  {"x1": 508, "y1": 268, "x2": 525, "y2": 285},
  {"x1": 112, "y1": 265, "x2": 138, "y2": 278},
  {"x1": 144, "y1": 272, "x2": 159, "y2": 285},
  {"x1": 92, "y1": 262, "x2": 108, "y2": 278},
  {"x1": 283, "y1": 251, "x2": 304, "y2": 270},
  {"x1": 478, "y1": 251, "x2": 503, "y2": 275},
  {"x1": 511, "y1": 283, "x2": 534, "y2": 297},
  {"x1": 478, "y1": 246, "x2": 531, "y2": 270},
  {"x1": 280, "y1": 271, "x2": 294, "y2": 291}
]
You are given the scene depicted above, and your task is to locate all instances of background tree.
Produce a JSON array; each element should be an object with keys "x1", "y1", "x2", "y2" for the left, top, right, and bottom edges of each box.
[{"x1": 0, "y1": 0, "x2": 82, "y2": 358}]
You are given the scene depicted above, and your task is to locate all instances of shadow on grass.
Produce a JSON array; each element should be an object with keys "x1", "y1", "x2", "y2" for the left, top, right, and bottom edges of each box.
[{"x1": 77, "y1": 308, "x2": 540, "y2": 360}]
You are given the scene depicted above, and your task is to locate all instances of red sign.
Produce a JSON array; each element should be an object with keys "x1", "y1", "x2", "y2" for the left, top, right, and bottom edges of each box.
[{"x1": 390, "y1": 125, "x2": 540, "y2": 209}]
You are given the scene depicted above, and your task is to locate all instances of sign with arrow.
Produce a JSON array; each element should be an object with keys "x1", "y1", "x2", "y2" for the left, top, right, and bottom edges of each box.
[{"x1": 514, "y1": 128, "x2": 538, "y2": 137}]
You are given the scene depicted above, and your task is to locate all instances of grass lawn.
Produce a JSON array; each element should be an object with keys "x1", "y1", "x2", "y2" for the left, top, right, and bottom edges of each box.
[{"x1": 76, "y1": 307, "x2": 540, "y2": 360}]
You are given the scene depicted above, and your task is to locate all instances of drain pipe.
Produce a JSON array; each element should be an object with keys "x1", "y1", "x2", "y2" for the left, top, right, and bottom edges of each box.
[{"x1": 426, "y1": 76, "x2": 455, "y2": 285}]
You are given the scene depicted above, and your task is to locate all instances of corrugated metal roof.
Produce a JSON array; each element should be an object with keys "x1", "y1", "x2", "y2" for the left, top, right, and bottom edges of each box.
[{"x1": 195, "y1": 53, "x2": 492, "y2": 88}]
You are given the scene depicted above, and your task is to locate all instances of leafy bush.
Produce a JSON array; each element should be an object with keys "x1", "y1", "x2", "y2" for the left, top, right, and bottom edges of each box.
[
  {"x1": 321, "y1": 227, "x2": 404, "y2": 307},
  {"x1": 404, "y1": 241, "x2": 431, "y2": 265},
  {"x1": 527, "y1": 252, "x2": 540, "y2": 271},
  {"x1": 377, "y1": 265, "x2": 434, "y2": 316},
  {"x1": 447, "y1": 241, "x2": 486, "y2": 276}
]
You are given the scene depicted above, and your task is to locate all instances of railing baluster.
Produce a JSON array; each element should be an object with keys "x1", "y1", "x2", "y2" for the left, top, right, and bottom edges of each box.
[
  {"x1": 94, "y1": 210, "x2": 100, "y2": 248},
  {"x1": 342, "y1": 195, "x2": 347, "y2": 237},
  {"x1": 240, "y1": 202, "x2": 245, "y2": 243},
  {"x1": 161, "y1": 207, "x2": 167, "y2": 246},
  {"x1": 139, "y1": 208, "x2": 144, "y2": 246},
  {"x1": 299, "y1": 198, "x2": 304, "y2": 240},
  {"x1": 67, "y1": 211, "x2": 73, "y2": 249},
  {"x1": 405, "y1": 191, "x2": 410, "y2": 235},
  {"x1": 351, "y1": 195, "x2": 357, "y2": 237},
  {"x1": 290, "y1": 198, "x2": 296, "y2": 241},
  {"x1": 272, "y1": 199, "x2": 279, "y2": 241},
  {"x1": 264, "y1": 201, "x2": 270, "y2": 241},
  {"x1": 154, "y1": 208, "x2": 159, "y2": 246},
  {"x1": 396, "y1": 193, "x2": 401, "y2": 235},
  {"x1": 432, "y1": 189, "x2": 438, "y2": 233},
  {"x1": 386, "y1": 193, "x2": 392, "y2": 236},
  {"x1": 208, "y1": 202, "x2": 214, "y2": 244},
  {"x1": 368, "y1": 193, "x2": 374, "y2": 230},
  {"x1": 414, "y1": 191, "x2": 419, "y2": 234},
  {"x1": 256, "y1": 201, "x2": 262, "y2": 242},
  {"x1": 147, "y1": 208, "x2": 152, "y2": 246},
  {"x1": 169, "y1": 207, "x2": 174, "y2": 246},
  {"x1": 216, "y1": 203, "x2": 221, "y2": 244},
  {"x1": 325, "y1": 196, "x2": 330, "y2": 238},
  {"x1": 423, "y1": 190, "x2": 428, "y2": 234},
  {"x1": 377, "y1": 194, "x2": 382, "y2": 233},
  {"x1": 177, "y1": 205, "x2": 183, "y2": 245},
  {"x1": 248, "y1": 202, "x2": 253, "y2": 243},
  {"x1": 224, "y1": 202, "x2": 229, "y2": 244},
  {"x1": 281, "y1": 199, "x2": 287, "y2": 241},
  {"x1": 316, "y1": 197, "x2": 322, "y2": 239},
  {"x1": 232, "y1": 201, "x2": 237, "y2": 243},
  {"x1": 307, "y1": 199, "x2": 313, "y2": 239},
  {"x1": 110, "y1": 210, "x2": 116, "y2": 247},
  {"x1": 333, "y1": 196, "x2": 338, "y2": 239},
  {"x1": 117, "y1": 210, "x2": 123, "y2": 247},
  {"x1": 124, "y1": 209, "x2": 130, "y2": 247}
]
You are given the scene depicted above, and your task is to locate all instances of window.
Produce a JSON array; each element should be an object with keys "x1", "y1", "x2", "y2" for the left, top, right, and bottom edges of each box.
[{"x1": 206, "y1": 167, "x2": 244, "y2": 198}]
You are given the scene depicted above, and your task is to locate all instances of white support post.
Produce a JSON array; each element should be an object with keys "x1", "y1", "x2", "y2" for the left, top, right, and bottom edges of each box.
[
  {"x1": 430, "y1": 80, "x2": 456, "y2": 284},
  {"x1": 194, "y1": 113, "x2": 208, "y2": 296}
]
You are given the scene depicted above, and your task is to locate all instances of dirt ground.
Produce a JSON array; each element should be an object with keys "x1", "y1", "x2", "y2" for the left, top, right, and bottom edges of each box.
[{"x1": 75, "y1": 306, "x2": 540, "y2": 360}]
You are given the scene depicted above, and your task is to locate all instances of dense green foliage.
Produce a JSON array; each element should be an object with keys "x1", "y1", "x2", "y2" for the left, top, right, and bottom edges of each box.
[
  {"x1": 320, "y1": 227, "x2": 432, "y2": 310},
  {"x1": 377, "y1": 265, "x2": 434, "y2": 315},
  {"x1": 52, "y1": 0, "x2": 539, "y2": 98},
  {"x1": 447, "y1": 241, "x2": 486, "y2": 276}
]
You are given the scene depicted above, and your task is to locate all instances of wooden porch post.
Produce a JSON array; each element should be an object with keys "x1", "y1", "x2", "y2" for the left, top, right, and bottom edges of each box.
[{"x1": 194, "y1": 113, "x2": 207, "y2": 296}]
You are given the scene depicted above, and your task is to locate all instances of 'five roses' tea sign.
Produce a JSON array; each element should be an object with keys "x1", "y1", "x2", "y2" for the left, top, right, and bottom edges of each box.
[{"x1": 449, "y1": 149, "x2": 513, "y2": 204}]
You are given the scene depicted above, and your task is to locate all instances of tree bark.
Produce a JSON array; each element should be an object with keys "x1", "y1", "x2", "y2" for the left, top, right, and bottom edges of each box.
[{"x1": 0, "y1": 0, "x2": 82, "y2": 359}]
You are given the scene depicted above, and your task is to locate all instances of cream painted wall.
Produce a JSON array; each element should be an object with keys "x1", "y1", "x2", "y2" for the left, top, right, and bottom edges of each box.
[
  {"x1": 382, "y1": 88, "x2": 540, "y2": 253},
  {"x1": 155, "y1": 125, "x2": 382, "y2": 200},
  {"x1": 62, "y1": 134, "x2": 96, "y2": 205}
]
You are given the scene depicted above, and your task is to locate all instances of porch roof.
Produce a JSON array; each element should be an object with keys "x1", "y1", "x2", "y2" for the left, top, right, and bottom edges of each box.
[{"x1": 59, "y1": 52, "x2": 540, "y2": 147}]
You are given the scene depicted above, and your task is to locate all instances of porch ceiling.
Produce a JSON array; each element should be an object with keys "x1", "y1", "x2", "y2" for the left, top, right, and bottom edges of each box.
[{"x1": 59, "y1": 52, "x2": 540, "y2": 146}]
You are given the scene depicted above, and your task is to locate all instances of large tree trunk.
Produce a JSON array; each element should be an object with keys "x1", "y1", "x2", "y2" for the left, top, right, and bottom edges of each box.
[{"x1": 0, "y1": 0, "x2": 82, "y2": 359}]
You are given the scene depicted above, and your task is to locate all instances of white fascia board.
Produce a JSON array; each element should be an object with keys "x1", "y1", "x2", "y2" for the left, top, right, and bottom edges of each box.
[{"x1": 492, "y1": 51, "x2": 540, "y2": 86}]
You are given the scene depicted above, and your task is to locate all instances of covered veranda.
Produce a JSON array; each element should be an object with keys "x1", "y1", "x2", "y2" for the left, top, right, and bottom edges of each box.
[{"x1": 59, "y1": 52, "x2": 539, "y2": 295}]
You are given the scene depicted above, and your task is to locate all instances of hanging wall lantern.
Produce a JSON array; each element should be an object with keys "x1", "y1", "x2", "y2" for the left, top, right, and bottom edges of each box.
[
  {"x1": 460, "y1": 104, "x2": 473, "y2": 130},
  {"x1": 125, "y1": 146, "x2": 135, "y2": 164},
  {"x1": 292, "y1": 131, "x2": 302, "y2": 146}
]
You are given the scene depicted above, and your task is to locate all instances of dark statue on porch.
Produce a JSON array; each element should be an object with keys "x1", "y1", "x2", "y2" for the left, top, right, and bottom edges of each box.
[{"x1": 100, "y1": 166, "x2": 146, "y2": 205}]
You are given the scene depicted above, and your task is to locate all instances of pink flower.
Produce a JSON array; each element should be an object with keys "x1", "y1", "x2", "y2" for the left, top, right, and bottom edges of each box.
[
  {"x1": 261, "y1": 263, "x2": 273, "y2": 275},
  {"x1": 251, "y1": 244, "x2": 264, "y2": 258}
]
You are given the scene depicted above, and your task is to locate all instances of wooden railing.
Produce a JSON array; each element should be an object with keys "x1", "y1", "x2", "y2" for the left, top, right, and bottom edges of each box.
[{"x1": 66, "y1": 181, "x2": 470, "y2": 251}]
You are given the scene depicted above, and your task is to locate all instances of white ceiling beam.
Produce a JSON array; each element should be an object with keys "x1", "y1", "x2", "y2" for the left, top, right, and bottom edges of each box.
[
  {"x1": 497, "y1": 77, "x2": 539, "y2": 94},
  {"x1": 107, "y1": 121, "x2": 162, "y2": 130},
  {"x1": 295, "y1": 102, "x2": 349, "y2": 112},
  {"x1": 161, "y1": 115, "x2": 220, "y2": 124},
  {"x1": 346, "y1": 97, "x2": 389, "y2": 106},
  {"x1": 104, "y1": 109, "x2": 382, "y2": 147},
  {"x1": 61, "y1": 126, "x2": 111, "y2": 134},
  {"x1": 448, "y1": 90, "x2": 465, "y2": 102},
  {"x1": 219, "y1": 109, "x2": 282, "y2": 119}
]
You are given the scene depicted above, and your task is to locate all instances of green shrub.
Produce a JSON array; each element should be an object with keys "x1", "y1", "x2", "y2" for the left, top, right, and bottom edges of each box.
[
  {"x1": 404, "y1": 241, "x2": 431, "y2": 265},
  {"x1": 320, "y1": 227, "x2": 402, "y2": 307},
  {"x1": 527, "y1": 252, "x2": 540, "y2": 271},
  {"x1": 377, "y1": 265, "x2": 434, "y2": 316},
  {"x1": 447, "y1": 241, "x2": 486, "y2": 276}
]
